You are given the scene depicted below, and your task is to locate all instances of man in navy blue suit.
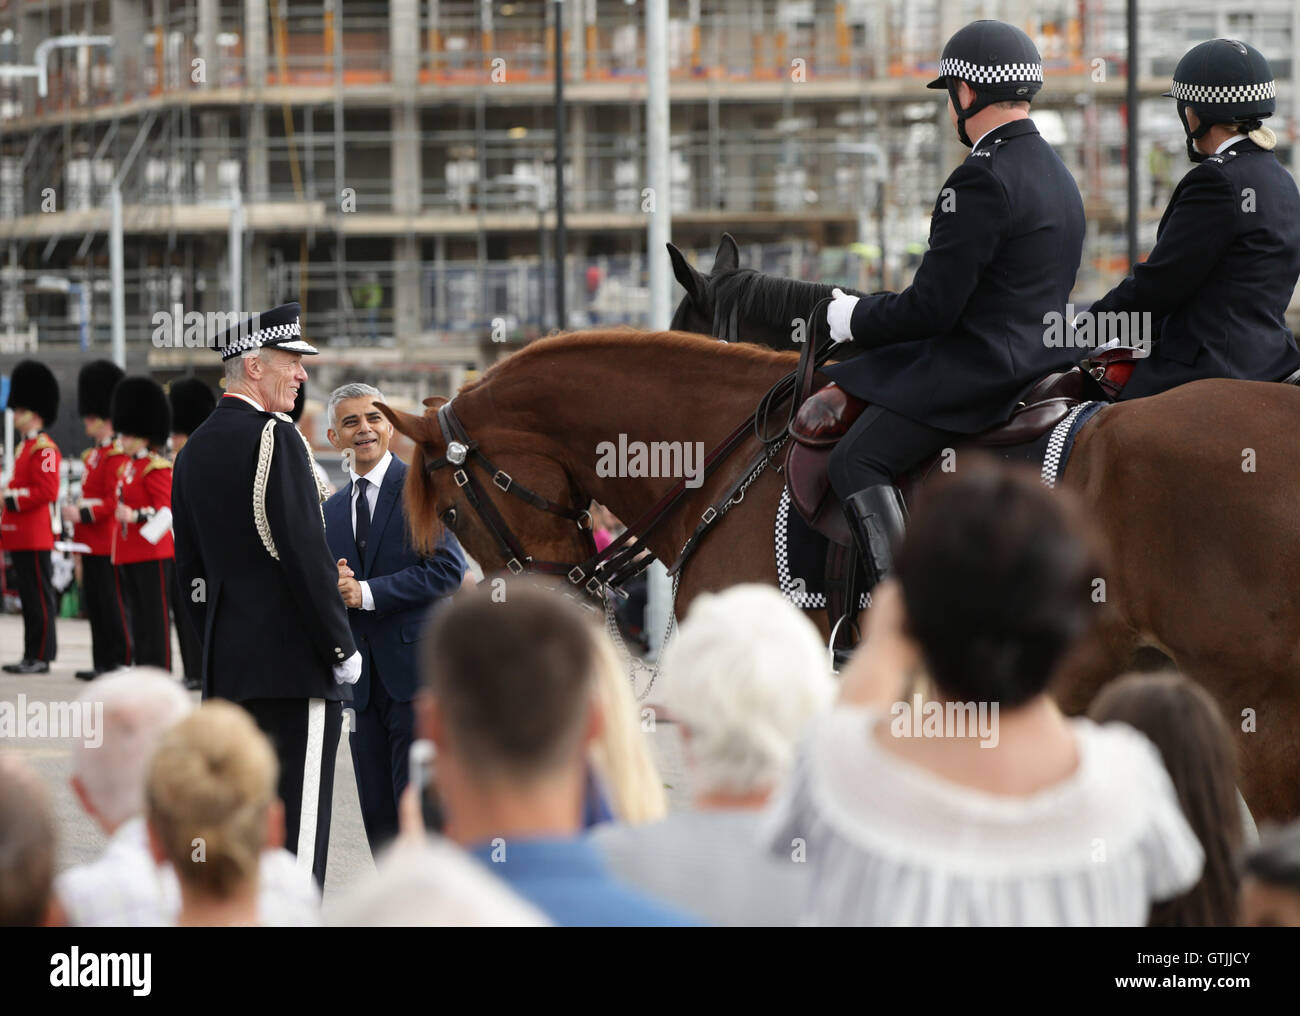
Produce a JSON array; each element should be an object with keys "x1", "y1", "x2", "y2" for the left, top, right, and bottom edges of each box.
[{"x1": 323, "y1": 382, "x2": 466, "y2": 855}]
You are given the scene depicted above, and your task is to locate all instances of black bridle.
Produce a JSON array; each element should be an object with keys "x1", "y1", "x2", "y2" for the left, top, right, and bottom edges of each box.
[
  {"x1": 424, "y1": 297, "x2": 838, "y2": 601},
  {"x1": 423, "y1": 401, "x2": 602, "y2": 585}
]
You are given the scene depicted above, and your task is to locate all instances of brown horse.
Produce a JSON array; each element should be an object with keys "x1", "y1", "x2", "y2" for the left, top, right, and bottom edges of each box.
[{"x1": 379, "y1": 329, "x2": 1300, "y2": 821}]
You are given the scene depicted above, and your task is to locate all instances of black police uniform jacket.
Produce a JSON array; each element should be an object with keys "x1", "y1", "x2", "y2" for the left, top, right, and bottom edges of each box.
[
  {"x1": 172, "y1": 395, "x2": 357, "y2": 702},
  {"x1": 824, "y1": 119, "x2": 1085, "y2": 434},
  {"x1": 1087, "y1": 137, "x2": 1300, "y2": 400}
]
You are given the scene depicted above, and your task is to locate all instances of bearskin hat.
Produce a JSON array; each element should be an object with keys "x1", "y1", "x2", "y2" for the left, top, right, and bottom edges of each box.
[
  {"x1": 7, "y1": 359, "x2": 59, "y2": 426},
  {"x1": 77, "y1": 360, "x2": 125, "y2": 420},
  {"x1": 168, "y1": 376, "x2": 216, "y2": 436},
  {"x1": 111, "y1": 376, "x2": 172, "y2": 448}
]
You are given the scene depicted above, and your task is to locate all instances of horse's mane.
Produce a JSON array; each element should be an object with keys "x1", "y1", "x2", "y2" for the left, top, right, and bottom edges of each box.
[
  {"x1": 455, "y1": 327, "x2": 796, "y2": 397},
  {"x1": 712, "y1": 269, "x2": 843, "y2": 331}
]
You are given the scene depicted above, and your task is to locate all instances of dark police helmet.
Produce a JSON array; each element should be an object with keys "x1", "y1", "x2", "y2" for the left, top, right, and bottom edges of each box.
[
  {"x1": 1165, "y1": 39, "x2": 1276, "y2": 124},
  {"x1": 927, "y1": 21, "x2": 1044, "y2": 146}
]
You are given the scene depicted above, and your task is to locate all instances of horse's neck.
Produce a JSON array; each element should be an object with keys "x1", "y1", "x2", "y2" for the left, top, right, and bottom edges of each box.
[{"x1": 477, "y1": 343, "x2": 792, "y2": 559}]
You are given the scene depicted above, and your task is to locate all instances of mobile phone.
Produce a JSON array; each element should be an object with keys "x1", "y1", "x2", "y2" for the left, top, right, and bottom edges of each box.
[{"x1": 408, "y1": 739, "x2": 445, "y2": 834}]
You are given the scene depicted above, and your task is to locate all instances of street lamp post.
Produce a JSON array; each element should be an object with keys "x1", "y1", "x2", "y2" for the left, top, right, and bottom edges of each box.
[{"x1": 553, "y1": 0, "x2": 568, "y2": 330}]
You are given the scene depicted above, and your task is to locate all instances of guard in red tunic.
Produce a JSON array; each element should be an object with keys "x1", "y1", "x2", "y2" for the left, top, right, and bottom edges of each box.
[
  {"x1": 2, "y1": 360, "x2": 62, "y2": 674},
  {"x1": 64, "y1": 360, "x2": 133, "y2": 680},
  {"x1": 110, "y1": 376, "x2": 175, "y2": 671}
]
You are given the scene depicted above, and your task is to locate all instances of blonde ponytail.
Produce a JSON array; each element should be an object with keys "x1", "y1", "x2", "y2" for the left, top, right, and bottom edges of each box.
[{"x1": 1247, "y1": 125, "x2": 1277, "y2": 150}]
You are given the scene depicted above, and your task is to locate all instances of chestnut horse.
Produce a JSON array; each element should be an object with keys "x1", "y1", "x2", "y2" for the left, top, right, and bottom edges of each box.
[{"x1": 380, "y1": 330, "x2": 1300, "y2": 821}]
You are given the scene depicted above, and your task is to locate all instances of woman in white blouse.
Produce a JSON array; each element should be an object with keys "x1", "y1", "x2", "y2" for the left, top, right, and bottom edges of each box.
[{"x1": 764, "y1": 461, "x2": 1205, "y2": 926}]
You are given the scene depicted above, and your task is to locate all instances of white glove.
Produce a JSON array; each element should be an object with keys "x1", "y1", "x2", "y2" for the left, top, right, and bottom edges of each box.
[
  {"x1": 333, "y1": 650, "x2": 362, "y2": 685},
  {"x1": 827, "y1": 288, "x2": 859, "y2": 344}
]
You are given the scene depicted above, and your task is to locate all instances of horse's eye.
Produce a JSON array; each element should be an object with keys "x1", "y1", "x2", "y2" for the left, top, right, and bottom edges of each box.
[{"x1": 441, "y1": 507, "x2": 458, "y2": 528}]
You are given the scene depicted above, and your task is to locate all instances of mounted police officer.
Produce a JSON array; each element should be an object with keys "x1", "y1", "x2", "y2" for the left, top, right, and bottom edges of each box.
[
  {"x1": 822, "y1": 20, "x2": 1085, "y2": 588},
  {"x1": 171, "y1": 302, "x2": 359, "y2": 887},
  {"x1": 1086, "y1": 39, "x2": 1300, "y2": 398}
]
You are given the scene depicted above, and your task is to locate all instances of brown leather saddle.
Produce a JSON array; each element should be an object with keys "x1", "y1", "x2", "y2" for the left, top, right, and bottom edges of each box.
[{"x1": 785, "y1": 347, "x2": 1141, "y2": 546}]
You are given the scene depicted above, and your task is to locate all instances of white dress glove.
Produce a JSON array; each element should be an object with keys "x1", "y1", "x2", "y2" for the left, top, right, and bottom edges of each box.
[
  {"x1": 333, "y1": 650, "x2": 362, "y2": 685},
  {"x1": 827, "y1": 288, "x2": 860, "y2": 344}
]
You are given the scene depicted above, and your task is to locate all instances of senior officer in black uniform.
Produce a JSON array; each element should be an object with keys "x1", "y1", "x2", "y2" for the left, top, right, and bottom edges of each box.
[
  {"x1": 171, "y1": 303, "x2": 360, "y2": 887},
  {"x1": 823, "y1": 20, "x2": 1085, "y2": 587},
  {"x1": 1086, "y1": 39, "x2": 1300, "y2": 399}
]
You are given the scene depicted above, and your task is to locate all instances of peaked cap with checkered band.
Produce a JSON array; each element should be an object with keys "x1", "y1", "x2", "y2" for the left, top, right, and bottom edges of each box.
[{"x1": 214, "y1": 301, "x2": 318, "y2": 361}]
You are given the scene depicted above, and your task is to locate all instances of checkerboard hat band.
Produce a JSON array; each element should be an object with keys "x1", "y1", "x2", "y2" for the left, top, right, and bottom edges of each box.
[
  {"x1": 938, "y1": 57, "x2": 1043, "y2": 85},
  {"x1": 218, "y1": 314, "x2": 319, "y2": 360},
  {"x1": 1168, "y1": 79, "x2": 1276, "y2": 104}
]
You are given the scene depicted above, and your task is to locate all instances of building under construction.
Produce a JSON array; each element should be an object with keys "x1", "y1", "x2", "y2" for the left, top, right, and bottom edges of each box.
[{"x1": 0, "y1": 0, "x2": 1297, "y2": 446}]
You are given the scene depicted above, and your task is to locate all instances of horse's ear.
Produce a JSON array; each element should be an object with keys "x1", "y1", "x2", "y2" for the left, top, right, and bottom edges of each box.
[
  {"x1": 715, "y1": 233, "x2": 740, "y2": 274},
  {"x1": 422, "y1": 395, "x2": 449, "y2": 411},
  {"x1": 667, "y1": 242, "x2": 706, "y2": 305},
  {"x1": 376, "y1": 402, "x2": 439, "y2": 446}
]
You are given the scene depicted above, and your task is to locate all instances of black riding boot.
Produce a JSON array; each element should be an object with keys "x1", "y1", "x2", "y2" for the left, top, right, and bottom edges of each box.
[{"x1": 843, "y1": 485, "x2": 909, "y2": 586}]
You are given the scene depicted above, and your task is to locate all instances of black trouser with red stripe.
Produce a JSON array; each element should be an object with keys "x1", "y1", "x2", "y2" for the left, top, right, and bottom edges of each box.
[
  {"x1": 117, "y1": 558, "x2": 174, "y2": 670},
  {"x1": 82, "y1": 553, "x2": 131, "y2": 672},
  {"x1": 11, "y1": 550, "x2": 57, "y2": 662}
]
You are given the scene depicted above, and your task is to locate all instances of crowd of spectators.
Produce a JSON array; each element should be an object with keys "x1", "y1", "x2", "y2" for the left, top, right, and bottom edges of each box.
[{"x1": 4, "y1": 459, "x2": 1300, "y2": 927}]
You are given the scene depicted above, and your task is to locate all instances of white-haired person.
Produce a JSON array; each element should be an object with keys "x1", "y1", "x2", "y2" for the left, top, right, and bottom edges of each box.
[
  {"x1": 56, "y1": 670, "x2": 318, "y2": 927},
  {"x1": 145, "y1": 700, "x2": 284, "y2": 927},
  {"x1": 591, "y1": 584, "x2": 835, "y2": 926}
]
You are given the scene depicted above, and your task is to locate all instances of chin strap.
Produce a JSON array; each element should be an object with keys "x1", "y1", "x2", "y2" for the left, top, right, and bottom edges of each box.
[
  {"x1": 947, "y1": 81, "x2": 1010, "y2": 148},
  {"x1": 1178, "y1": 103, "x2": 1214, "y2": 163},
  {"x1": 948, "y1": 81, "x2": 977, "y2": 147}
]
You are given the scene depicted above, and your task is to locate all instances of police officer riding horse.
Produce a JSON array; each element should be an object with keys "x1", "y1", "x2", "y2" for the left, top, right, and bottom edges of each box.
[
  {"x1": 822, "y1": 20, "x2": 1085, "y2": 590},
  {"x1": 820, "y1": 23, "x2": 1300, "y2": 594}
]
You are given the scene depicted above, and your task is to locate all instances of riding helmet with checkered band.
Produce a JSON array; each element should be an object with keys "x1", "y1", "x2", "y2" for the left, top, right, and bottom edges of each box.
[
  {"x1": 927, "y1": 20, "x2": 1044, "y2": 148},
  {"x1": 1165, "y1": 39, "x2": 1276, "y2": 163}
]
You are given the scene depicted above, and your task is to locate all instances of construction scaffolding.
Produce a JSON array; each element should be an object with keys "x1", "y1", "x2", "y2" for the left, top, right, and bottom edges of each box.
[{"x1": 0, "y1": 0, "x2": 1295, "y2": 406}]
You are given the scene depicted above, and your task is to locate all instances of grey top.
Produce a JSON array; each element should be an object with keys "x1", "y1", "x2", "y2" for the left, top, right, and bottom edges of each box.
[{"x1": 590, "y1": 808, "x2": 811, "y2": 927}]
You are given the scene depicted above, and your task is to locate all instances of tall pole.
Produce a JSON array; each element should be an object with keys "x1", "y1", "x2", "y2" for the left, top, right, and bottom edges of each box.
[
  {"x1": 110, "y1": 181, "x2": 125, "y2": 368},
  {"x1": 647, "y1": 0, "x2": 671, "y2": 331},
  {"x1": 553, "y1": 0, "x2": 567, "y2": 330},
  {"x1": 229, "y1": 187, "x2": 244, "y2": 312},
  {"x1": 1126, "y1": 0, "x2": 1139, "y2": 267},
  {"x1": 644, "y1": 0, "x2": 672, "y2": 660}
]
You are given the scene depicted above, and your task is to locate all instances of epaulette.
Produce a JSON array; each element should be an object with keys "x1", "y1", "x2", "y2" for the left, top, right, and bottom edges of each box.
[
  {"x1": 32, "y1": 434, "x2": 55, "y2": 452},
  {"x1": 81, "y1": 448, "x2": 94, "y2": 462},
  {"x1": 142, "y1": 452, "x2": 173, "y2": 475}
]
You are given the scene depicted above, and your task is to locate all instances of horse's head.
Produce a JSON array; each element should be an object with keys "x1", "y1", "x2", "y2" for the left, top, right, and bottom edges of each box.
[
  {"x1": 667, "y1": 233, "x2": 740, "y2": 336},
  {"x1": 377, "y1": 394, "x2": 597, "y2": 578}
]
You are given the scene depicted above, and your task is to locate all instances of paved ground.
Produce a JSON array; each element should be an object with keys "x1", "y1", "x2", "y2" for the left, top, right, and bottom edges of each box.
[{"x1": 0, "y1": 612, "x2": 687, "y2": 901}]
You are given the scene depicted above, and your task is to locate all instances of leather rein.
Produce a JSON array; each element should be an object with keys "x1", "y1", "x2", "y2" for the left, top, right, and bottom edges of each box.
[{"x1": 424, "y1": 297, "x2": 839, "y2": 600}]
